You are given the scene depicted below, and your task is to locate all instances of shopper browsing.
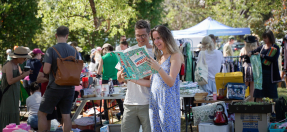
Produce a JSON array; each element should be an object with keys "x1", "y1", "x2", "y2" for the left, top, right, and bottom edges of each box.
[
  {"x1": 248, "y1": 30, "x2": 281, "y2": 102},
  {"x1": 198, "y1": 36, "x2": 224, "y2": 95},
  {"x1": 117, "y1": 20, "x2": 153, "y2": 132},
  {"x1": 38, "y1": 26, "x2": 79, "y2": 132},
  {"x1": 125, "y1": 25, "x2": 183, "y2": 132},
  {"x1": 0, "y1": 47, "x2": 32, "y2": 131},
  {"x1": 96, "y1": 43, "x2": 124, "y2": 124},
  {"x1": 239, "y1": 36, "x2": 258, "y2": 101}
]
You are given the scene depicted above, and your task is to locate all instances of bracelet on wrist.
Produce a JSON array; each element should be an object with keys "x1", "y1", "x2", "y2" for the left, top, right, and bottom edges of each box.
[{"x1": 158, "y1": 67, "x2": 162, "y2": 72}]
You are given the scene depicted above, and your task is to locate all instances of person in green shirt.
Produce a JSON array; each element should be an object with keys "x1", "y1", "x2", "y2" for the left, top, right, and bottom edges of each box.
[
  {"x1": 97, "y1": 43, "x2": 124, "y2": 124},
  {"x1": 97, "y1": 43, "x2": 118, "y2": 80}
]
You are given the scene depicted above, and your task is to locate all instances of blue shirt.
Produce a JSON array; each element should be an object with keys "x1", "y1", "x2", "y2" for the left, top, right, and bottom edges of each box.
[{"x1": 26, "y1": 59, "x2": 42, "y2": 83}]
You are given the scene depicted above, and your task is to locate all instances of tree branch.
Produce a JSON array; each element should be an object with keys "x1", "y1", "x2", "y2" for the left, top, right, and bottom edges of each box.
[
  {"x1": 89, "y1": 0, "x2": 99, "y2": 29},
  {"x1": 66, "y1": 15, "x2": 88, "y2": 18}
]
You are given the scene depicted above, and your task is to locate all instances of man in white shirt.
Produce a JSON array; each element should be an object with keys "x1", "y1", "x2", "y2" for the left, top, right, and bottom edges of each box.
[
  {"x1": 117, "y1": 20, "x2": 152, "y2": 132},
  {"x1": 116, "y1": 35, "x2": 127, "y2": 51}
]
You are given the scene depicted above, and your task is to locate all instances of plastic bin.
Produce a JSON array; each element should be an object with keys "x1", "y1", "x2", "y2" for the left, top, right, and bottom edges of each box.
[
  {"x1": 269, "y1": 123, "x2": 286, "y2": 132},
  {"x1": 215, "y1": 72, "x2": 250, "y2": 97}
]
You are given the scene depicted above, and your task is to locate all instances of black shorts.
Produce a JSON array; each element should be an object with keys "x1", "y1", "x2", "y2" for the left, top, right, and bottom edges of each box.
[
  {"x1": 39, "y1": 88, "x2": 75, "y2": 114},
  {"x1": 102, "y1": 80, "x2": 119, "y2": 85},
  {"x1": 47, "y1": 109, "x2": 57, "y2": 120}
]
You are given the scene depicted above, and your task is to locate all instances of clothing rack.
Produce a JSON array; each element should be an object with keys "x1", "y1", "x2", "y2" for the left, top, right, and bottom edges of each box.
[{"x1": 222, "y1": 56, "x2": 243, "y2": 73}]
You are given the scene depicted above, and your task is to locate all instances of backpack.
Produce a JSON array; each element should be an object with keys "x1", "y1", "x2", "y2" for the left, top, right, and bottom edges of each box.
[
  {"x1": 275, "y1": 97, "x2": 287, "y2": 121},
  {"x1": 52, "y1": 47, "x2": 83, "y2": 86}
]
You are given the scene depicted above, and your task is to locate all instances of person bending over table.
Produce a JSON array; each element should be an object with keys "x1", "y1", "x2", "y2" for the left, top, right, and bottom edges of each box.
[{"x1": 97, "y1": 43, "x2": 124, "y2": 124}]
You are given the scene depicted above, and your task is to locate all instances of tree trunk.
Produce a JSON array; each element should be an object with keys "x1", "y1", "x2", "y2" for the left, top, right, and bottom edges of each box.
[{"x1": 89, "y1": 0, "x2": 98, "y2": 29}]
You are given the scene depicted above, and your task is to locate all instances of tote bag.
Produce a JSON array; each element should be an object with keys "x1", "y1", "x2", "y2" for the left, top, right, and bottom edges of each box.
[{"x1": 195, "y1": 51, "x2": 208, "y2": 85}]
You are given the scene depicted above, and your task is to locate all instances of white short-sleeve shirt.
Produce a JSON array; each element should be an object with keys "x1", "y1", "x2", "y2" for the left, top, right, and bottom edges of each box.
[{"x1": 115, "y1": 45, "x2": 154, "y2": 105}]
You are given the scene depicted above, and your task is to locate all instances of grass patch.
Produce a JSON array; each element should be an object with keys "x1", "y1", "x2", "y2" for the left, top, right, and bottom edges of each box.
[{"x1": 278, "y1": 87, "x2": 287, "y2": 101}]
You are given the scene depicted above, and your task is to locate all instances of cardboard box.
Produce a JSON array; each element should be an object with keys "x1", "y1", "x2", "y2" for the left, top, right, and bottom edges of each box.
[
  {"x1": 198, "y1": 122, "x2": 234, "y2": 132},
  {"x1": 229, "y1": 104, "x2": 272, "y2": 113},
  {"x1": 235, "y1": 113, "x2": 270, "y2": 132}
]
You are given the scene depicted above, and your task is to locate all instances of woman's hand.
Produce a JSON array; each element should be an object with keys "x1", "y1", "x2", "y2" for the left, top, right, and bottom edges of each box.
[
  {"x1": 22, "y1": 70, "x2": 32, "y2": 77},
  {"x1": 147, "y1": 57, "x2": 161, "y2": 71},
  {"x1": 248, "y1": 52, "x2": 252, "y2": 57}
]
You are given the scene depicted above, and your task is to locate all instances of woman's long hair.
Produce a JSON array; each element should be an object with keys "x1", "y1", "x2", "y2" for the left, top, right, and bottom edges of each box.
[
  {"x1": 201, "y1": 36, "x2": 215, "y2": 53},
  {"x1": 241, "y1": 42, "x2": 257, "y2": 55},
  {"x1": 151, "y1": 25, "x2": 183, "y2": 63}
]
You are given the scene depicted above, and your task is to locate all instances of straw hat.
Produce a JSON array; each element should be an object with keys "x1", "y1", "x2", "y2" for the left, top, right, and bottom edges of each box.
[
  {"x1": 102, "y1": 43, "x2": 112, "y2": 49},
  {"x1": 9, "y1": 47, "x2": 31, "y2": 58}
]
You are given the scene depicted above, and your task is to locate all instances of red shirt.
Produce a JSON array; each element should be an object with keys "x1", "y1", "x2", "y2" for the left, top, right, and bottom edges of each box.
[{"x1": 39, "y1": 66, "x2": 48, "y2": 96}]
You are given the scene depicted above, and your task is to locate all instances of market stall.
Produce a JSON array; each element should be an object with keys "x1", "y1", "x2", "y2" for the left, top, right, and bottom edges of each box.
[{"x1": 72, "y1": 80, "x2": 202, "y2": 131}]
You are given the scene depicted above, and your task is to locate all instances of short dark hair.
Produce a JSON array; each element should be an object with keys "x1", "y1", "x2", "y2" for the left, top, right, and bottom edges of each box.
[
  {"x1": 56, "y1": 26, "x2": 69, "y2": 37},
  {"x1": 121, "y1": 35, "x2": 126, "y2": 38},
  {"x1": 120, "y1": 41, "x2": 129, "y2": 46},
  {"x1": 105, "y1": 45, "x2": 114, "y2": 51},
  {"x1": 135, "y1": 20, "x2": 150, "y2": 33},
  {"x1": 262, "y1": 30, "x2": 275, "y2": 44},
  {"x1": 29, "y1": 82, "x2": 40, "y2": 93}
]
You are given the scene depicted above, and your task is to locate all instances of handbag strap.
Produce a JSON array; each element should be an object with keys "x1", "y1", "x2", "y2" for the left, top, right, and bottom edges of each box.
[
  {"x1": 52, "y1": 47, "x2": 63, "y2": 59},
  {"x1": 52, "y1": 47, "x2": 77, "y2": 59},
  {"x1": 198, "y1": 51, "x2": 206, "y2": 65},
  {"x1": 2, "y1": 85, "x2": 11, "y2": 95}
]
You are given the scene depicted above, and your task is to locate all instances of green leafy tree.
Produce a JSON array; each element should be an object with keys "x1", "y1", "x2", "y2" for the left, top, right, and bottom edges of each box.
[
  {"x1": 265, "y1": 1, "x2": 287, "y2": 38},
  {"x1": 122, "y1": 0, "x2": 165, "y2": 46},
  {"x1": 35, "y1": 0, "x2": 137, "y2": 52},
  {"x1": 0, "y1": 0, "x2": 42, "y2": 64},
  {"x1": 163, "y1": 0, "x2": 282, "y2": 39}
]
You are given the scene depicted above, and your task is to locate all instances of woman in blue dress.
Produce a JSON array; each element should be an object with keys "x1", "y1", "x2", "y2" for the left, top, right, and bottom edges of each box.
[{"x1": 128, "y1": 25, "x2": 183, "y2": 131}]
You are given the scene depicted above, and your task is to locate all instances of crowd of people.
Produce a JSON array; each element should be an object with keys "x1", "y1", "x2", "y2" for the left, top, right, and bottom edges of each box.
[
  {"x1": 0, "y1": 19, "x2": 283, "y2": 132},
  {"x1": 0, "y1": 20, "x2": 184, "y2": 132}
]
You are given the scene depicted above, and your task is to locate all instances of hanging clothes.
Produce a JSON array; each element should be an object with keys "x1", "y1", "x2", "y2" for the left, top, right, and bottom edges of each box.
[
  {"x1": 250, "y1": 54, "x2": 263, "y2": 90},
  {"x1": 185, "y1": 42, "x2": 193, "y2": 81}
]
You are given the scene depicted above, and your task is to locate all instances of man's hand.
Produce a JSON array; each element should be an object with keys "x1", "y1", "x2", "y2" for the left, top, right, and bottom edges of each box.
[
  {"x1": 119, "y1": 69, "x2": 127, "y2": 79},
  {"x1": 117, "y1": 69, "x2": 126, "y2": 83}
]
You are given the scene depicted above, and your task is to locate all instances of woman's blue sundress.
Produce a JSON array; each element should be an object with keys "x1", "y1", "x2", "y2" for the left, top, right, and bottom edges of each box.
[{"x1": 150, "y1": 56, "x2": 181, "y2": 132}]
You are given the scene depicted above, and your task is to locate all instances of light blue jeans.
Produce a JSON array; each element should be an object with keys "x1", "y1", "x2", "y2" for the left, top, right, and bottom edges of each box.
[
  {"x1": 27, "y1": 115, "x2": 38, "y2": 129},
  {"x1": 199, "y1": 79, "x2": 217, "y2": 95}
]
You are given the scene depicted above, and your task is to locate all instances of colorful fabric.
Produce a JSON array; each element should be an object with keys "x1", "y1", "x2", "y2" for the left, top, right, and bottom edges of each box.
[
  {"x1": 185, "y1": 43, "x2": 193, "y2": 81},
  {"x1": 250, "y1": 54, "x2": 263, "y2": 90},
  {"x1": 242, "y1": 62, "x2": 253, "y2": 82},
  {"x1": 150, "y1": 56, "x2": 181, "y2": 132},
  {"x1": 262, "y1": 47, "x2": 277, "y2": 66},
  {"x1": 20, "y1": 82, "x2": 28, "y2": 106}
]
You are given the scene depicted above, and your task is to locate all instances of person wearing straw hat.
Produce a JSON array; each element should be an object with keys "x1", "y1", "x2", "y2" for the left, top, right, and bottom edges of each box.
[{"x1": 0, "y1": 47, "x2": 32, "y2": 131}]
